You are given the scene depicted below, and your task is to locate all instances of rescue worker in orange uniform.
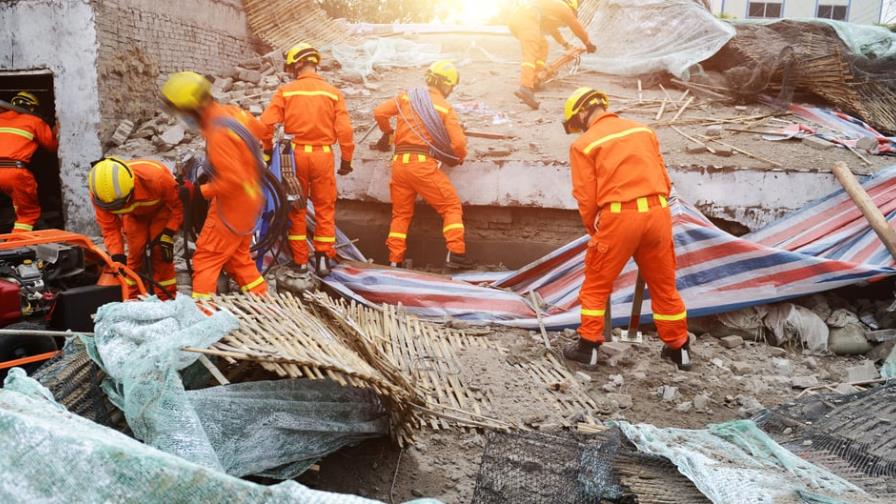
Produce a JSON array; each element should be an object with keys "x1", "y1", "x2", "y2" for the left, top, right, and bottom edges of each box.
[
  {"x1": 88, "y1": 158, "x2": 182, "y2": 299},
  {"x1": 508, "y1": 0, "x2": 596, "y2": 110},
  {"x1": 0, "y1": 92, "x2": 58, "y2": 233},
  {"x1": 160, "y1": 72, "x2": 268, "y2": 299},
  {"x1": 372, "y1": 61, "x2": 474, "y2": 270},
  {"x1": 260, "y1": 43, "x2": 354, "y2": 277},
  {"x1": 562, "y1": 87, "x2": 692, "y2": 370}
]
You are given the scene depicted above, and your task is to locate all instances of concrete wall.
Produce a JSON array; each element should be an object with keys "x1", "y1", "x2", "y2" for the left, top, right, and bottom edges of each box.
[
  {"x1": 342, "y1": 159, "x2": 845, "y2": 231},
  {"x1": 710, "y1": 0, "x2": 884, "y2": 23},
  {"x1": 93, "y1": 0, "x2": 256, "y2": 139},
  {"x1": 0, "y1": 0, "x2": 102, "y2": 233}
]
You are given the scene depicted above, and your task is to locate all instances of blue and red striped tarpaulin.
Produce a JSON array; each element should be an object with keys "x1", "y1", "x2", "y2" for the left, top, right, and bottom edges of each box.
[{"x1": 325, "y1": 166, "x2": 896, "y2": 331}]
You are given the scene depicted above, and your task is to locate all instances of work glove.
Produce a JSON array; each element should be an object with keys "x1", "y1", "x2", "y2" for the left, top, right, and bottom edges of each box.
[
  {"x1": 111, "y1": 254, "x2": 127, "y2": 265},
  {"x1": 338, "y1": 159, "x2": 353, "y2": 176},
  {"x1": 585, "y1": 42, "x2": 597, "y2": 54},
  {"x1": 561, "y1": 41, "x2": 573, "y2": 51},
  {"x1": 374, "y1": 132, "x2": 393, "y2": 152},
  {"x1": 154, "y1": 228, "x2": 176, "y2": 263}
]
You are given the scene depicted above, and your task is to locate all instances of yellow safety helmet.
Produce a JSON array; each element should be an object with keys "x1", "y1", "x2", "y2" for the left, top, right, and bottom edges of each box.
[
  {"x1": 285, "y1": 42, "x2": 321, "y2": 66},
  {"x1": 88, "y1": 158, "x2": 135, "y2": 211},
  {"x1": 564, "y1": 0, "x2": 579, "y2": 13},
  {"x1": 10, "y1": 91, "x2": 39, "y2": 111},
  {"x1": 160, "y1": 72, "x2": 212, "y2": 112},
  {"x1": 562, "y1": 87, "x2": 609, "y2": 134},
  {"x1": 426, "y1": 60, "x2": 460, "y2": 89}
]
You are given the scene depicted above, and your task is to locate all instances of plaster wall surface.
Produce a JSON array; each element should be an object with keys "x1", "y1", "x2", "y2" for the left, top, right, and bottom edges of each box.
[
  {"x1": 341, "y1": 159, "x2": 843, "y2": 231},
  {"x1": 0, "y1": 0, "x2": 102, "y2": 233}
]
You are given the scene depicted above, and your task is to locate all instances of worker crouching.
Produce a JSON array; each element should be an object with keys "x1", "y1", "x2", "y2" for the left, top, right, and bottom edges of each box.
[
  {"x1": 88, "y1": 158, "x2": 182, "y2": 299},
  {"x1": 0, "y1": 91, "x2": 58, "y2": 233},
  {"x1": 562, "y1": 87, "x2": 692, "y2": 371},
  {"x1": 260, "y1": 43, "x2": 354, "y2": 277},
  {"x1": 161, "y1": 72, "x2": 268, "y2": 299},
  {"x1": 373, "y1": 61, "x2": 474, "y2": 270}
]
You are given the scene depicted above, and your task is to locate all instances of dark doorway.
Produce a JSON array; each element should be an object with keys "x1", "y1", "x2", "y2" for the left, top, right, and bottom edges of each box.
[{"x1": 0, "y1": 71, "x2": 63, "y2": 232}]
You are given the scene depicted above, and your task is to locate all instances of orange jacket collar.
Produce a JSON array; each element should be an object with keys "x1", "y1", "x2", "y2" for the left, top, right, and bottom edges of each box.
[
  {"x1": 587, "y1": 111, "x2": 617, "y2": 129},
  {"x1": 296, "y1": 71, "x2": 323, "y2": 82}
]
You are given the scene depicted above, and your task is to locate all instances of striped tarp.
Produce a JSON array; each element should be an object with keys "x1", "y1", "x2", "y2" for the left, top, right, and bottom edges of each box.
[{"x1": 323, "y1": 166, "x2": 896, "y2": 331}]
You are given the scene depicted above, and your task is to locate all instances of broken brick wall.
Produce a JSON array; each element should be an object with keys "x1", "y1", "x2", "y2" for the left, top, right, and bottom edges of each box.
[{"x1": 93, "y1": 0, "x2": 257, "y2": 141}]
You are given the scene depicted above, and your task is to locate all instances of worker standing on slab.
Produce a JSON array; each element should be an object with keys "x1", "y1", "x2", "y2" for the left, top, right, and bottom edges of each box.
[
  {"x1": 372, "y1": 61, "x2": 474, "y2": 270},
  {"x1": 160, "y1": 71, "x2": 268, "y2": 299},
  {"x1": 260, "y1": 43, "x2": 354, "y2": 277},
  {"x1": 562, "y1": 87, "x2": 692, "y2": 370},
  {"x1": 88, "y1": 157, "x2": 182, "y2": 299},
  {"x1": 0, "y1": 92, "x2": 58, "y2": 233},
  {"x1": 507, "y1": 0, "x2": 596, "y2": 110}
]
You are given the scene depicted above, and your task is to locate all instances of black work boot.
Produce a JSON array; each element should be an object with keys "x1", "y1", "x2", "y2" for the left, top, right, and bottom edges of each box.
[
  {"x1": 563, "y1": 339, "x2": 600, "y2": 369},
  {"x1": 661, "y1": 341, "x2": 693, "y2": 371},
  {"x1": 445, "y1": 251, "x2": 476, "y2": 270},
  {"x1": 314, "y1": 252, "x2": 332, "y2": 277},
  {"x1": 289, "y1": 262, "x2": 310, "y2": 274},
  {"x1": 514, "y1": 86, "x2": 540, "y2": 110}
]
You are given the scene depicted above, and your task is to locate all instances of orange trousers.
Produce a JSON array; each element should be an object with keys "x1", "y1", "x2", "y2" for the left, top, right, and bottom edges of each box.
[
  {"x1": 578, "y1": 195, "x2": 688, "y2": 349},
  {"x1": 386, "y1": 155, "x2": 465, "y2": 264},
  {"x1": 287, "y1": 148, "x2": 337, "y2": 265},
  {"x1": 0, "y1": 168, "x2": 40, "y2": 232},
  {"x1": 509, "y1": 9, "x2": 548, "y2": 89},
  {"x1": 191, "y1": 200, "x2": 267, "y2": 298},
  {"x1": 123, "y1": 209, "x2": 177, "y2": 299}
]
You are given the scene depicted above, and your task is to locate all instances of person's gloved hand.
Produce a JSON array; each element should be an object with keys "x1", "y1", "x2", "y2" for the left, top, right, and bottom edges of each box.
[
  {"x1": 338, "y1": 159, "x2": 353, "y2": 176},
  {"x1": 374, "y1": 132, "x2": 393, "y2": 152},
  {"x1": 155, "y1": 228, "x2": 176, "y2": 263},
  {"x1": 585, "y1": 42, "x2": 597, "y2": 54},
  {"x1": 561, "y1": 41, "x2": 573, "y2": 51},
  {"x1": 111, "y1": 253, "x2": 127, "y2": 265},
  {"x1": 177, "y1": 178, "x2": 194, "y2": 203}
]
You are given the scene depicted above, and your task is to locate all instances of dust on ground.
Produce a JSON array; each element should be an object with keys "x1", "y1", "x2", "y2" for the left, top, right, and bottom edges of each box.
[{"x1": 302, "y1": 325, "x2": 860, "y2": 503}]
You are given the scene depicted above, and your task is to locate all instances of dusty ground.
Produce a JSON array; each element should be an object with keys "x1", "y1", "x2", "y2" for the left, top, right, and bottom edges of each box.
[{"x1": 302, "y1": 324, "x2": 865, "y2": 503}]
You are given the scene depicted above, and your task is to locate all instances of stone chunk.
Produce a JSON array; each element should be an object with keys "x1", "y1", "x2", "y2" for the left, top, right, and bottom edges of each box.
[
  {"x1": 693, "y1": 393, "x2": 710, "y2": 412},
  {"x1": 856, "y1": 136, "x2": 878, "y2": 152},
  {"x1": 238, "y1": 69, "x2": 262, "y2": 85},
  {"x1": 574, "y1": 371, "x2": 591, "y2": 383},
  {"x1": 158, "y1": 124, "x2": 185, "y2": 147},
  {"x1": 791, "y1": 375, "x2": 819, "y2": 389},
  {"x1": 660, "y1": 385, "x2": 678, "y2": 402},
  {"x1": 685, "y1": 143, "x2": 707, "y2": 154},
  {"x1": 599, "y1": 342, "x2": 631, "y2": 359},
  {"x1": 249, "y1": 104, "x2": 263, "y2": 116},
  {"x1": 110, "y1": 120, "x2": 135, "y2": 146},
  {"x1": 705, "y1": 124, "x2": 723, "y2": 137},
  {"x1": 712, "y1": 144, "x2": 734, "y2": 157},
  {"x1": 730, "y1": 361, "x2": 752, "y2": 375},
  {"x1": 846, "y1": 360, "x2": 879, "y2": 383},
  {"x1": 802, "y1": 136, "x2": 835, "y2": 150},
  {"x1": 720, "y1": 335, "x2": 744, "y2": 349},
  {"x1": 607, "y1": 392, "x2": 633, "y2": 409},
  {"x1": 212, "y1": 77, "x2": 234, "y2": 93},
  {"x1": 771, "y1": 357, "x2": 792, "y2": 375},
  {"x1": 829, "y1": 324, "x2": 873, "y2": 355}
]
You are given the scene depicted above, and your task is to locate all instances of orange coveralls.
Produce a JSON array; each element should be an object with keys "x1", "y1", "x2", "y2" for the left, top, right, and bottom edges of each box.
[
  {"x1": 93, "y1": 160, "x2": 182, "y2": 299},
  {"x1": 373, "y1": 87, "x2": 468, "y2": 264},
  {"x1": 192, "y1": 102, "x2": 268, "y2": 298},
  {"x1": 260, "y1": 71, "x2": 354, "y2": 265},
  {"x1": 0, "y1": 110, "x2": 58, "y2": 232},
  {"x1": 569, "y1": 112, "x2": 688, "y2": 349},
  {"x1": 508, "y1": 0, "x2": 592, "y2": 89}
]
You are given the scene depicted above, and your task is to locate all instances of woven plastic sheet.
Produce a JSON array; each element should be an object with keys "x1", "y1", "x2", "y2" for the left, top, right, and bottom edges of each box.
[
  {"x1": 331, "y1": 38, "x2": 444, "y2": 80},
  {"x1": 618, "y1": 420, "x2": 874, "y2": 504},
  {"x1": 0, "y1": 369, "x2": 409, "y2": 504},
  {"x1": 581, "y1": 0, "x2": 735, "y2": 79}
]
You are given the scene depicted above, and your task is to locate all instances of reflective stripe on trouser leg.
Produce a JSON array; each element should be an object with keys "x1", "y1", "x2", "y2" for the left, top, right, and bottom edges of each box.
[
  {"x1": 288, "y1": 207, "x2": 310, "y2": 265},
  {"x1": 387, "y1": 160, "x2": 416, "y2": 264},
  {"x1": 633, "y1": 206, "x2": 689, "y2": 350}
]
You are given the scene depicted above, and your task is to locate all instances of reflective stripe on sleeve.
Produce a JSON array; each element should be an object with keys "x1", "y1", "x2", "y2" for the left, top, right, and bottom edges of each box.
[{"x1": 0, "y1": 127, "x2": 34, "y2": 141}]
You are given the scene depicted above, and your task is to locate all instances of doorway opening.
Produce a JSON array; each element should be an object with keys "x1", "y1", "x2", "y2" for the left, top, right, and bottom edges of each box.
[{"x1": 0, "y1": 71, "x2": 64, "y2": 232}]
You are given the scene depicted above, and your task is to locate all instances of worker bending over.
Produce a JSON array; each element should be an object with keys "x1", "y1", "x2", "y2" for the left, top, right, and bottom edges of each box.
[
  {"x1": 88, "y1": 158, "x2": 182, "y2": 298},
  {"x1": 0, "y1": 92, "x2": 58, "y2": 233},
  {"x1": 161, "y1": 72, "x2": 268, "y2": 299},
  {"x1": 373, "y1": 61, "x2": 474, "y2": 270},
  {"x1": 260, "y1": 43, "x2": 354, "y2": 277},
  {"x1": 562, "y1": 88, "x2": 692, "y2": 370},
  {"x1": 508, "y1": 0, "x2": 596, "y2": 110}
]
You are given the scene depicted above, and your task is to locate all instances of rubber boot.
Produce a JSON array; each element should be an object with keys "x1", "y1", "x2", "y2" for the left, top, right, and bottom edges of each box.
[
  {"x1": 661, "y1": 341, "x2": 693, "y2": 371},
  {"x1": 314, "y1": 252, "x2": 332, "y2": 277},
  {"x1": 563, "y1": 338, "x2": 600, "y2": 369},
  {"x1": 446, "y1": 251, "x2": 476, "y2": 270},
  {"x1": 514, "y1": 86, "x2": 540, "y2": 110}
]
